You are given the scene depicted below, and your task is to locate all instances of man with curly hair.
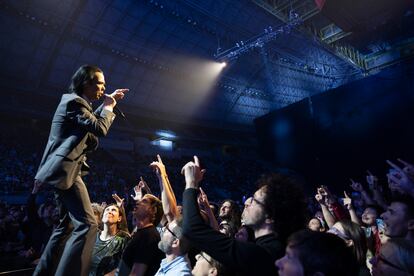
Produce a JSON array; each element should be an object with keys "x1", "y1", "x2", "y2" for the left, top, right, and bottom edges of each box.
[{"x1": 181, "y1": 156, "x2": 307, "y2": 275}]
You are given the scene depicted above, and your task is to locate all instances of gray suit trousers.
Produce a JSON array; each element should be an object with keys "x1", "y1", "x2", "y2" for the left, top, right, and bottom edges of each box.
[{"x1": 34, "y1": 175, "x2": 97, "y2": 276}]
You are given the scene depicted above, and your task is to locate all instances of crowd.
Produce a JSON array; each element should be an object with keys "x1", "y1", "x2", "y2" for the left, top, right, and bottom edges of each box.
[{"x1": 1, "y1": 130, "x2": 414, "y2": 275}]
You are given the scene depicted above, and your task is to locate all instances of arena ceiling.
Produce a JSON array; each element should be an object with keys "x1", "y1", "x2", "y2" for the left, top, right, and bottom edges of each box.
[{"x1": 0, "y1": 0, "x2": 413, "y2": 129}]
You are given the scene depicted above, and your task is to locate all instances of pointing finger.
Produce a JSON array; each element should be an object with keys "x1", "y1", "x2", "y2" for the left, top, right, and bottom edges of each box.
[
  {"x1": 157, "y1": 154, "x2": 163, "y2": 163},
  {"x1": 386, "y1": 160, "x2": 402, "y2": 172},
  {"x1": 194, "y1": 156, "x2": 200, "y2": 167}
]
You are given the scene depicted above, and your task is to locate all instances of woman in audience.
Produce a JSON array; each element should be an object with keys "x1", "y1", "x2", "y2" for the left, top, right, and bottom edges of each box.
[
  {"x1": 327, "y1": 219, "x2": 369, "y2": 275},
  {"x1": 307, "y1": 217, "x2": 324, "y2": 232},
  {"x1": 275, "y1": 229, "x2": 358, "y2": 276},
  {"x1": 218, "y1": 199, "x2": 241, "y2": 237},
  {"x1": 89, "y1": 203, "x2": 130, "y2": 276}
]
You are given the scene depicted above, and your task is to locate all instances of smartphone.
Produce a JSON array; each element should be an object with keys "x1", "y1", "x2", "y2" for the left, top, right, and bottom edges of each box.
[
  {"x1": 338, "y1": 198, "x2": 345, "y2": 205},
  {"x1": 376, "y1": 218, "x2": 385, "y2": 232}
]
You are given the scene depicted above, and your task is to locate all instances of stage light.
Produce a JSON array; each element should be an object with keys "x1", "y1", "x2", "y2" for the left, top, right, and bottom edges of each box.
[
  {"x1": 221, "y1": 62, "x2": 227, "y2": 68},
  {"x1": 155, "y1": 130, "x2": 176, "y2": 139}
]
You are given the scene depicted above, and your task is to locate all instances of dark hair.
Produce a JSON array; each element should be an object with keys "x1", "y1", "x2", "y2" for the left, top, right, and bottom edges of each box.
[
  {"x1": 286, "y1": 230, "x2": 359, "y2": 276},
  {"x1": 69, "y1": 65, "x2": 102, "y2": 95},
  {"x1": 220, "y1": 199, "x2": 241, "y2": 232},
  {"x1": 102, "y1": 204, "x2": 129, "y2": 234},
  {"x1": 391, "y1": 194, "x2": 414, "y2": 219},
  {"x1": 207, "y1": 254, "x2": 232, "y2": 276},
  {"x1": 257, "y1": 173, "x2": 307, "y2": 242},
  {"x1": 338, "y1": 219, "x2": 367, "y2": 266},
  {"x1": 364, "y1": 204, "x2": 384, "y2": 217},
  {"x1": 146, "y1": 194, "x2": 164, "y2": 226}
]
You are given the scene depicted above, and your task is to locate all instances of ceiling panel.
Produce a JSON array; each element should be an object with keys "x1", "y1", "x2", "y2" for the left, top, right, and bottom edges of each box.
[{"x1": 0, "y1": 0, "x2": 412, "y2": 128}]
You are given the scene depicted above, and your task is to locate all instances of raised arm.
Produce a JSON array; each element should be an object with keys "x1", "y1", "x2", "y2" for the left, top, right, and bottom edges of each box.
[
  {"x1": 112, "y1": 193, "x2": 129, "y2": 233},
  {"x1": 315, "y1": 187, "x2": 336, "y2": 228},
  {"x1": 387, "y1": 159, "x2": 414, "y2": 198},
  {"x1": 343, "y1": 191, "x2": 361, "y2": 225},
  {"x1": 366, "y1": 171, "x2": 388, "y2": 210},
  {"x1": 181, "y1": 156, "x2": 277, "y2": 274},
  {"x1": 198, "y1": 187, "x2": 219, "y2": 230},
  {"x1": 150, "y1": 154, "x2": 178, "y2": 222},
  {"x1": 350, "y1": 179, "x2": 375, "y2": 205},
  {"x1": 131, "y1": 177, "x2": 152, "y2": 202}
]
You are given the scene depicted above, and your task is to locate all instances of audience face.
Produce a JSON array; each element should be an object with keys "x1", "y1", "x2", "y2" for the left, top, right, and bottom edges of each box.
[
  {"x1": 362, "y1": 207, "x2": 378, "y2": 226},
  {"x1": 277, "y1": 230, "x2": 359, "y2": 276},
  {"x1": 192, "y1": 252, "x2": 217, "y2": 276},
  {"x1": 133, "y1": 194, "x2": 156, "y2": 222},
  {"x1": 308, "y1": 218, "x2": 322, "y2": 232},
  {"x1": 371, "y1": 242, "x2": 411, "y2": 276},
  {"x1": 381, "y1": 202, "x2": 409, "y2": 238},
  {"x1": 177, "y1": 205, "x2": 183, "y2": 215},
  {"x1": 242, "y1": 187, "x2": 267, "y2": 229},
  {"x1": 41, "y1": 204, "x2": 55, "y2": 219},
  {"x1": 219, "y1": 201, "x2": 232, "y2": 219},
  {"x1": 158, "y1": 220, "x2": 178, "y2": 254},
  {"x1": 102, "y1": 204, "x2": 121, "y2": 225},
  {"x1": 275, "y1": 245, "x2": 304, "y2": 276}
]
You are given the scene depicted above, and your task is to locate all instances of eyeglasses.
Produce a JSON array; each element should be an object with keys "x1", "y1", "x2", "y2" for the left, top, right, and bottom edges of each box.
[
  {"x1": 245, "y1": 196, "x2": 265, "y2": 207},
  {"x1": 161, "y1": 223, "x2": 177, "y2": 238},
  {"x1": 197, "y1": 252, "x2": 214, "y2": 266},
  {"x1": 373, "y1": 255, "x2": 405, "y2": 272}
]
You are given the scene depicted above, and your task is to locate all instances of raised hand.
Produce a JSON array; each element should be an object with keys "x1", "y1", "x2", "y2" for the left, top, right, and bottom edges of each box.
[
  {"x1": 109, "y1": 88, "x2": 129, "y2": 101},
  {"x1": 350, "y1": 179, "x2": 364, "y2": 192},
  {"x1": 387, "y1": 160, "x2": 414, "y2": 195},
  {"x1": 112, "y1": 193, "x2": 125, "y2": 208},
  {"x1": 398, "y1": 158, "x2": 414, "y2": 179},
  {"x1": 149, "y1": 154, "x2": 167, "y2": 179},
  {"x1": 198, "y1": 187, "x2": 210, "y2": 208},
  {"x1": 315, "y1": 187, "x2": 327, "y2": 205},
  {"x1": 131, "y1": 177, "x2": 150, "y2": 201},
  {"x1": 181, "y1": 156, "x2": 206, "y2": 189},
  {"x1": 315, "y1": 193, "x2": 324, "y2": 204},
  {"x1": 343, "y1": 191, "x2": 353, "y2": 210}
]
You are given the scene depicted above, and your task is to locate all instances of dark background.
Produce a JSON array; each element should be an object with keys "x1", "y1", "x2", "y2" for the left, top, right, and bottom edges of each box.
[{"x1": 255, "y1": 59, "x2": 414, "y2": 192}]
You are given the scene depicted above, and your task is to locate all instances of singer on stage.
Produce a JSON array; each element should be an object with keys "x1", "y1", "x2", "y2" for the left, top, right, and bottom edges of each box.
[{"x1": 33, "y1": 65, "x2": 128, "y2": 276}]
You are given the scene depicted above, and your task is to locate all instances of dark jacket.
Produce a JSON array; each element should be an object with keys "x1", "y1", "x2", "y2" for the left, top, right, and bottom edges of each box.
[
  {"x1": 35, "y1": 93, "x2": 115, "y2": 189},
  {"x1": 182, "y1": 188, "x2": 283, "y2": 275}
]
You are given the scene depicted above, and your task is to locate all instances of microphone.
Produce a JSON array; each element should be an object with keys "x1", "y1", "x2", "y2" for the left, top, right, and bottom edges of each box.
[
  {"x1": 103, "y1": 94, "x2": 126, "y2": 119},
  {"x1": 114, "y1": 106, "x2": 126, "y2": 119}
]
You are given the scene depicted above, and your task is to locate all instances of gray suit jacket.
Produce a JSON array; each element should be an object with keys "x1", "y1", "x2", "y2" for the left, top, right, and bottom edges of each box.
[{"x1": 35, "y1": 93, "x2": 115, "y2": 190}]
